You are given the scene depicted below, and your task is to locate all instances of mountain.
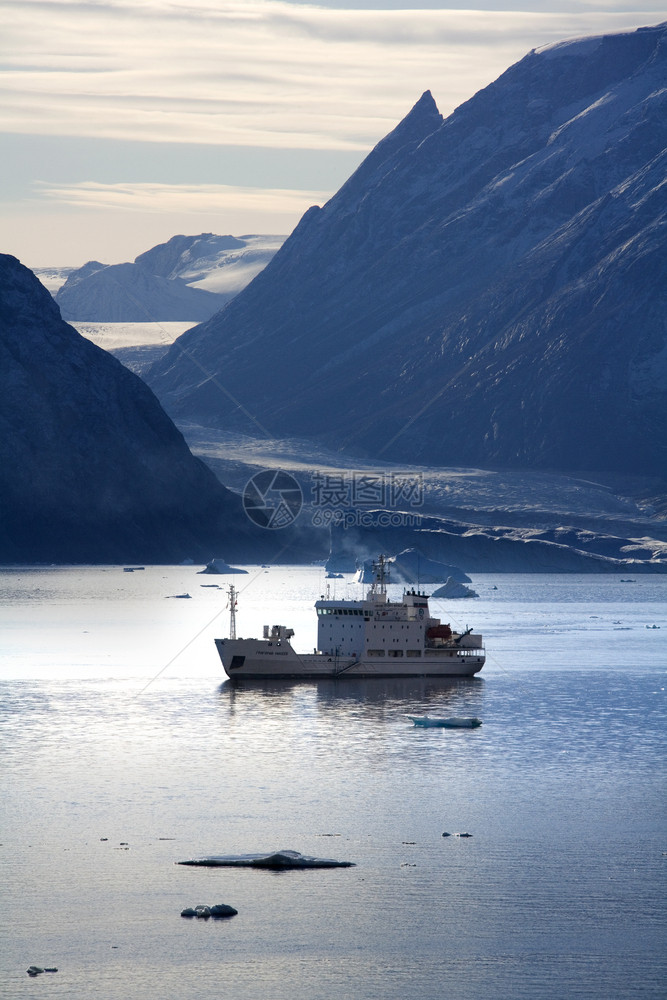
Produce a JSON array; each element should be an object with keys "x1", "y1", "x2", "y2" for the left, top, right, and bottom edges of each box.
[
  {"x1": 54, "y1": 233, "x2": 284, "y2": 322},
  {"x1": 0, "y1": 253, "x2": 275, "y2": 563},
  {"x1": 146, "y1": 24, "x2": 667, "y2": 479}
]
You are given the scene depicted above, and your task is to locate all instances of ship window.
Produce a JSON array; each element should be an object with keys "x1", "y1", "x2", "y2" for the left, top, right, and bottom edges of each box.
[
  {"x1": 388, "y1": 649, "x2": 404, "y2": 657},
  {"x1": 406, "y1": 650, "x2": 421, "y2": 657},
  {"x1": 368, "y1": 649, "x2": 383, "y2": 656}
]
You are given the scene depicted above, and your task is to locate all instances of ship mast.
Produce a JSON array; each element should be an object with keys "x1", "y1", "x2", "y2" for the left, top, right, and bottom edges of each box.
[
  {"x1": 370, "y1": 554, "x2": 389, "y2": 597},
  {"x1": 227, "y1": 584, "x2": 238, "y2": 640}
]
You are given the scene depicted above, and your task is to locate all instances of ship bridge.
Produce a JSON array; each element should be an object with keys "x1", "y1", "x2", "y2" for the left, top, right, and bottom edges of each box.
[{"x1": 315, "y1": 589, "x2": 437, "y2": 657}]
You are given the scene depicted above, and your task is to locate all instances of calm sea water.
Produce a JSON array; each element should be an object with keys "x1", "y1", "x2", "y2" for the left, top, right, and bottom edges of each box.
[{"x1": 1, "y1": 566, "x2": 665, "y2": 1000}]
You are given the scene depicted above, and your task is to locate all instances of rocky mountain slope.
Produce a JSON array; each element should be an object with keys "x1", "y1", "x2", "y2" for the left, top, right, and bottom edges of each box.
[
  {"x1": 55, "y1": 233, "x2": 284, "y2": 322},
  {"x1": 147, "y1": 24, "x2": 667, "y2": 480},
  {"x1": 0, "y1": 253, "x2": 274, "y2": 563}
]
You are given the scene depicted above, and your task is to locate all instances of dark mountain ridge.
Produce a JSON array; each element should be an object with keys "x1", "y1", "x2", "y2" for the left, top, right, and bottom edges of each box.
[
  {"x1": 147, "y1": 23, "x2": 667, "y2": 478},
  {"x1": 0, "y1": 254, "x2": 270, "y2": 563}
]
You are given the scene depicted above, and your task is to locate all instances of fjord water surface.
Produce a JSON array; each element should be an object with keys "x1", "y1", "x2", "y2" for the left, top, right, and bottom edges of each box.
[{"x1": 1, "y1": 567, "x2": 665, "y2": 999}]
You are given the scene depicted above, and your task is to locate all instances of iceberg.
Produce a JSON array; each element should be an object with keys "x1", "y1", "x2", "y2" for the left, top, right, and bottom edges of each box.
[
  {"x1": 178, "y1": 849, "x2": 355, "y2": 868},
  {"x1": 430, "y1": 577, "x2": 478, "y2": 599},
  {"x1": 356, "y1": 548, "x2": 470, "y2": 585},
  {"x1": 199, "y1": 558, "x2": 248, "y2": 575}
]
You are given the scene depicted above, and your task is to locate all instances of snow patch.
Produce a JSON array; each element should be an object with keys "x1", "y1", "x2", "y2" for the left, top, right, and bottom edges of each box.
[
  {"x1": 536, "y1": 35, "x2": 604, "y2": 58},
  {"x1": 72, "y1": 321, "x2": 193, "y2": 351}
]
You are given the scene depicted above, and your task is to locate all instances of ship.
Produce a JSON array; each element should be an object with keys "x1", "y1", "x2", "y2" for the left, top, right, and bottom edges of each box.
[{"x1": 215, "y1": 556, "x2": 485, "y2": 680}]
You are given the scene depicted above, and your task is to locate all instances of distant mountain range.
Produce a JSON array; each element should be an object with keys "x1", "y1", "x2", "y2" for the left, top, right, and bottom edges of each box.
[
  {"x1": 146, "y1": 23, "x2": 667, "y2": 479},
  {"x1": 0, "y1": 253, "x2": 278, "y2": 563},
  {"x1": 53, "y1": 233, "x2": 284, "y2": 322}
]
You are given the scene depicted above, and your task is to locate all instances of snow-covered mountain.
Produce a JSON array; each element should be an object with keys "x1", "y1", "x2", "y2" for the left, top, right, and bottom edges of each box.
[
  {"x1": 0, "y1": 253, "x2": 272, "y2": 563},
  {"x1": 147, "y1": 24, "x2": 667, "y2": 480},
  {"x1": 53, "y1": 233, "x2": 284, "y2": 322}
]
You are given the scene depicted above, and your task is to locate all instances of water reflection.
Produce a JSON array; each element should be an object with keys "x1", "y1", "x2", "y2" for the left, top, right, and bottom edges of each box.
[{"x1": 221, "y1": 675, "x2": 485, "y2": 712}]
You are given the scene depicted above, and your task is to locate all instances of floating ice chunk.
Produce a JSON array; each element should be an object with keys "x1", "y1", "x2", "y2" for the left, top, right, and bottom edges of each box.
[
  {"x1": 199, "y1": 558, "x2": 248, "y2": 575},
  {"x1": 178, "y1": 849, "x2": 355, "y2": 868},
  {"x1": 431, "y1": 577, "x2": 478, "y2": 599}
]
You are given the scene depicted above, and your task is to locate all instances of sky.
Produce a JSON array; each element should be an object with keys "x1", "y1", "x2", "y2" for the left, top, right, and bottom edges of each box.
[{"x1": 1, "y1": 0, "x2": 663, "y2": 268}]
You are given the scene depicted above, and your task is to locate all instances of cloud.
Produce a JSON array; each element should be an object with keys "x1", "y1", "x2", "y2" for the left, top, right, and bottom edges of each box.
[
  {"x1": 1, "y1": 1, "x2": 660, "y2": 151},
  {"x1": 35, "y1": 178, "x2": 332, "y2": 215}
]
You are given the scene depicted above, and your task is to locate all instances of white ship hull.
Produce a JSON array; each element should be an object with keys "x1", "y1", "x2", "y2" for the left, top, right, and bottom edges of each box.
[
  {"x1": 216, "y1": 557, "x2": 486, "y2": 682},
  {"x1": 215, "y1": 638, "x2": 484, "y2": 679}
]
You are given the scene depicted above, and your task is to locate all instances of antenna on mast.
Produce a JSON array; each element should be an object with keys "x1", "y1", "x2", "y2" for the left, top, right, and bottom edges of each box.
[
  {"x1": 227, "y1": 584, "x2": 238, "y2": 640},
  {"x1": 370, "y1": 554, "x2": 389, "y2": 597}
]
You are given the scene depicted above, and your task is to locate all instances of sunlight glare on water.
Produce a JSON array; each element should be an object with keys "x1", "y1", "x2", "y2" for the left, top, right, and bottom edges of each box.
[{"x1": 1, "y1": 567, "x2": 665, "y2": 1000}]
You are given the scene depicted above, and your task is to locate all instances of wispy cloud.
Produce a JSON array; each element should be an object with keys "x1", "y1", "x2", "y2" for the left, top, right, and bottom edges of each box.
[
  {"x1": 2, "y1": 1, "x2": 659, "y2": 151},
  {"x1": 35, "y1": 179, "x2": 332, "y2": 215}
]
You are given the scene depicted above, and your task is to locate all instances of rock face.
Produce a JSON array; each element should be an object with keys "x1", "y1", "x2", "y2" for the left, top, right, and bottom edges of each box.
[
  {"x1": 147, "y1": 24, "x2": 667, "y2": 478},
  {"x1": 0, "y1": 254, "x2": 262, "y2": 563},
  {"x1": 55, "y1": 233, "x2": 284, "y2": 321}
]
